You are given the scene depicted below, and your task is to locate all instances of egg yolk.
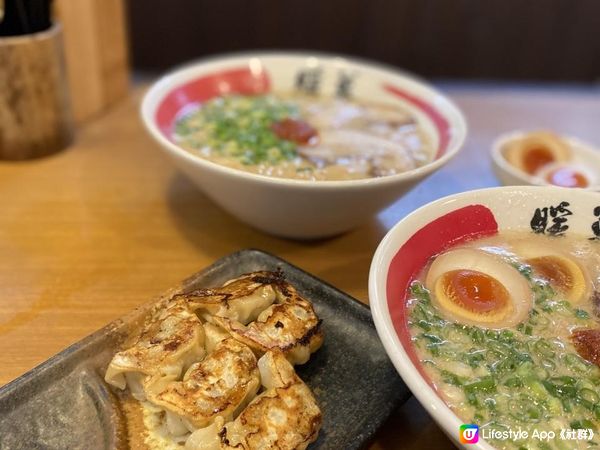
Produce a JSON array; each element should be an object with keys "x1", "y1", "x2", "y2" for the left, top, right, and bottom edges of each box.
[
  {"x1": 545, "y1": 167, "x2": 588, "y2": 188},
  {"x1": 523, "y1": 147, "x2": 554, "y2": 174},
  {"x1": 527, "y1": 256, "x2": 573, "y2": 292},
  {"x1": 441, "y1": 270, "x2": 509, "y2": 314}
]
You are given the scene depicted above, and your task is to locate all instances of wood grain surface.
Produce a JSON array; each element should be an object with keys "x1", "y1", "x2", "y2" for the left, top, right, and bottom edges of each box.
[{"x1": 0, "y1": 84, "x2": 599, "y2": 449}]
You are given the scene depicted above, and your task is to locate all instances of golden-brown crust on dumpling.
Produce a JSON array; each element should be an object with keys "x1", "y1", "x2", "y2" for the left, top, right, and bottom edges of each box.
[
  {"x1": 105, "y1": 300, "x2": 205, "y2": 396},
  {"x1": 194, "y1": 351, "x2": 321, "y2": 450},
  {"x1": 214, "y1": 281, "x2": 323, "y2": 365},
  {"x1": 174, "y1": 271, "x2": 281, "y2": 325},
  {"x1": 148, "y1": 338, "x2": 260, "y2": 429}
]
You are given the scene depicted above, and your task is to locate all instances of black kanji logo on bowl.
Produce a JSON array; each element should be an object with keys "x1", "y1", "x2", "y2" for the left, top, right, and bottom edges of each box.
[{"x1": 530, "y1": 201, "x2": 572, "y2": 236}]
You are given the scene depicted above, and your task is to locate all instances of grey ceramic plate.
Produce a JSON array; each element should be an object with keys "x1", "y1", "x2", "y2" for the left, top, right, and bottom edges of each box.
[{"x1": 0, "y1": 249, "x2": 410, "y2": 450}]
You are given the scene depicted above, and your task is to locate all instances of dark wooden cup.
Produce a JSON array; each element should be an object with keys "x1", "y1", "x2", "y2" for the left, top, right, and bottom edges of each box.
[{"x1": 0, "y1": 23, "x2": 73, "y2": 160}]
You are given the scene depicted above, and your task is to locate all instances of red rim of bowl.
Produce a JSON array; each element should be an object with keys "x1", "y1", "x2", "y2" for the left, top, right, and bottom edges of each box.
[
  {"x1": 153, "y1": 65, "x2": 453, "y2": 160},
  {"x1": 385, "y1": 204, "x2": 499, "y2": 382}
]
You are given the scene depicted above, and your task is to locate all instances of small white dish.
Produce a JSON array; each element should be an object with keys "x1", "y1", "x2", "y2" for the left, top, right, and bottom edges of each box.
[{"x1": 491, "y1": 131, "x2": 600, "y2": 190}]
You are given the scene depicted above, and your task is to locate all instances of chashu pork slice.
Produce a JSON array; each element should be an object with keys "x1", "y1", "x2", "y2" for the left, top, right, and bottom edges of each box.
[
  {"x1": 147, "y1": 337, "x2": 260, "y2": 436},
  {"x1": 105, "y1": 299, "x2": 205, "y2": 401},
  {"x1": 214, "y1": 281, "x2": 323, "y2": 365},
  {"x1": 185, "y1": 350, "x2": 322, "y2": 450},
  {"x1": 173, "y1": 271, "x2": 280, "y2": 325}
]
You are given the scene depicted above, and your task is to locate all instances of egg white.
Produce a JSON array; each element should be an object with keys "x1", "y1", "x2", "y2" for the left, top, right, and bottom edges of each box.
[{"x1": 425, "y1": 248, "x2": 533, "y2": 329}]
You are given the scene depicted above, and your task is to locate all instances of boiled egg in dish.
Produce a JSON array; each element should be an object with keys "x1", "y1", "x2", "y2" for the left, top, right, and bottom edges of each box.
[
  {"x1": 503, "y1": 131, "x2": 571, "y2": 175},
  {"x1": 425, "y1": 248, "x2": 532, "y2": 329},
  {"x1": 535, "y1": 162, "x2": 595, "y2": 189},
  {"x1": 513, "y1": 242, "x2": 588, "y2": 305}
]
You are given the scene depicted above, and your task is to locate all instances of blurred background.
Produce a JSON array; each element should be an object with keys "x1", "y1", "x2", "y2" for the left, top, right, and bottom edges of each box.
[
  {"x1": 127, "y1": 0, "x2": 600, "y2": 82},
  {"x1": 42, "y1": 0, "x2": 600, "y2": 126}
]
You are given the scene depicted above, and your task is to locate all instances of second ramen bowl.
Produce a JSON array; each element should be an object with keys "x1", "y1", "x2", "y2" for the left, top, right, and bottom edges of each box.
[
  {"x1": 369, "y1": 186, "x2": 600, "y2": 449},
  {"x1": 141, "y1": 52, "x2": 467, "y2": 239}
]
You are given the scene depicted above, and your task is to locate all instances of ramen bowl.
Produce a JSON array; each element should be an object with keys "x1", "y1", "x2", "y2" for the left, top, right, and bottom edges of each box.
[
  {"x1": 369, "y1": 186, "x2": 600, "y2": 449},
  {"x1": 141, "y1": 52, "x2": 467, "y2": 239}
]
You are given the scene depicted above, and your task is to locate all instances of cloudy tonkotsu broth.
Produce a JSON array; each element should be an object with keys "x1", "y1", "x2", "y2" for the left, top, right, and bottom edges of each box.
[
  {"x1": 173, "y1": 93, "x2": 433, "y2": 181},
  {"x1": 408, "y1": 233, "x2": 600, "y2": 450}
]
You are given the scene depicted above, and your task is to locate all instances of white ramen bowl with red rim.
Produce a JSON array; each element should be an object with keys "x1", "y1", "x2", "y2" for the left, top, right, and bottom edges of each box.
[
  {"x1": 369, "y1": 186, "x2": 600, "y2": 449},
  {"x1": 141, "y1": 52, "x2": 467, "y2": 239}
]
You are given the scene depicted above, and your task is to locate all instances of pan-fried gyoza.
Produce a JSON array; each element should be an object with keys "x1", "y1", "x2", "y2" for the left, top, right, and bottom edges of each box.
[
  {"x1": 185, "y1": 351, "x2": 321, "y2": 450},
  {"x1": 104, "y1": 299, "x2": 206, "y2": 401},
  {"x1": 183, "y1": 271, "x2": 323, "y2": 365},
  {"x1": 105, "y1": 270, "x2": 323, "y2": 450}
]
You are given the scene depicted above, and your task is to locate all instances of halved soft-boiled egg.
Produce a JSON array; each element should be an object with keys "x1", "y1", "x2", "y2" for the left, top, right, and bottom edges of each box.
[
  {"x1": 535, "y1": 162, "x2": 595, "y2": 189},
  {"x1": 425, "y1": 248, "x2": 532, "y2": 328},
  {"x1": 503, "y1": 131, "x2": 571, "y2": 175},
  {"x1": 513, "y1": 242, "x2": 588, "y2": 304}
]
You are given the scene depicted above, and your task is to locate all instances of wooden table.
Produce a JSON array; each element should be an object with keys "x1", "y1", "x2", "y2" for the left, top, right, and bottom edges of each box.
[{"x1": 1, "y1": 84, "x2": 599, "y2": 449}]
